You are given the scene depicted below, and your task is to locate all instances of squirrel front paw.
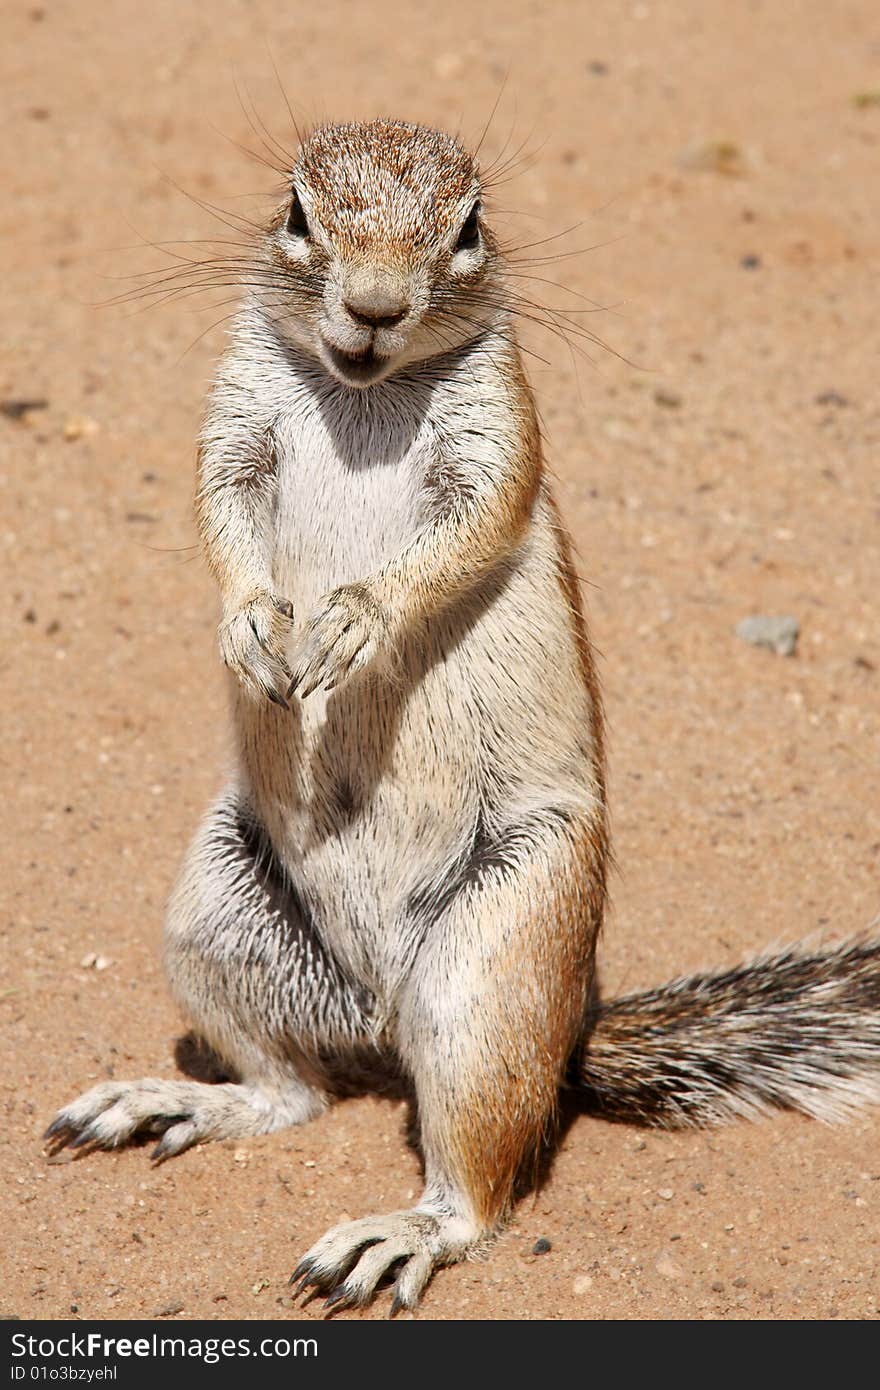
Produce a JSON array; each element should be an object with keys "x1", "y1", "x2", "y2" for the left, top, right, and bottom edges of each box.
[
  {"x1": 287, "y1": 582, "x2": 391, "y2": 700},
  {"x1": 218, "y1": 591, "x2": 295, "y2": 707}
]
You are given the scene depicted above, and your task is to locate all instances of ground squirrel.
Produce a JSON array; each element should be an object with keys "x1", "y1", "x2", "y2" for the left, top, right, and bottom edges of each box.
[{"x1": 47, "y1": 118, "x2": 880, "y2": 1314}]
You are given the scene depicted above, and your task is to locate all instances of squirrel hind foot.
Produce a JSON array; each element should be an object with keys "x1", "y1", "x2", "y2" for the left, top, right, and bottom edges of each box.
[
  {"x1": 44, "y1": 1076, "x2": 323, "y2": 1160},
  {"x1": 291, "y1": 1208, "x2": 475, "y2": 1315}
]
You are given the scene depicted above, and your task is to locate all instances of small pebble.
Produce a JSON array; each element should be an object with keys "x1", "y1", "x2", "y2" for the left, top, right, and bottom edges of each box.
[
  {"x1": 532, "y1": 1237, "x2": 552, "y2": 1255},
  {"x1": 678, "y1": 139, "x2": 747, "y2": 176},
  {"x1": 62, "y1": 415, "x2": 99, "y2": 442},
  {"x1": 155, "y1": 1299, "x2": 185, "y2": 1317},
  {"x1": 657, "y1": 1187, "x2": 674, "y2": 1201},
  {"x1": 654, "y1": 388, "x2": 682, "y2": 408},
  {"x1": 78, "y1": 952, "x2": 112, "y2": 971},
  {"x1": 736, "y1": 614, "x2": 799, "y2": 657},
  {"x1": 572, "y1": 1274, "x2": 593, "y2": 1294},
  {"x1": 740, "y1": 254, "x2": 761, "y2": 269}
]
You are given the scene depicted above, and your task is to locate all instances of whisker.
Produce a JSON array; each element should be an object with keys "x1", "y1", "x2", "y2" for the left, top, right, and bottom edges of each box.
[
  {"x1": 472, "y1": 74, "x2": 509, "y2": 162},
  {"x1": 229, "y1": 69, "x2": 299, "y2": 176},
  {"x1": 264, "y1": 43, "x2": 307, "y2": 151},
  {"x1": 150, "y1": 164, "x2": 268, "y2": 239},
  {"x1": 506, "y1": 233, "x2": 627, "y2": 268}
]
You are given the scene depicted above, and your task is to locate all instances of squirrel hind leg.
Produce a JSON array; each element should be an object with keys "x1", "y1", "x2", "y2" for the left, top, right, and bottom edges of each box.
[
  {"x1": 293, "y1": 801, "x2": 605, "y2": 1313},
  {"x1": 44, "y1": 1074, "x2": 325, "y2": 1163},
  {"x1": 46, "y1": 788, "x2": 380, "y2": 1166},
  {"x1": 164, "y1": 788, "x2": 377, "y2": 1077}
]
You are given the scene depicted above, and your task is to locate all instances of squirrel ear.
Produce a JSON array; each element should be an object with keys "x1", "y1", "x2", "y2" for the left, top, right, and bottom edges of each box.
[
  {"x1": 287, "y1": 189, "x2": 310, "y2": 238},
  {"x1": 455, "y1": 202, "x2": 481, "y2": 253}
]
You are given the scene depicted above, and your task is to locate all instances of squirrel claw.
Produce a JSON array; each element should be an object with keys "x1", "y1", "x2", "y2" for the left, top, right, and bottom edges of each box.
[
  {"x1": 322, "y1": 1285, "x2": 352, "y2": 1314},
  {"x1": 67, "y1": 1128, "x2": 99, "y2": 1154},
  {"x1": 218, "y1": 593, "x2": 295, "y2": 707},
  {"x1": 288, "y1": 1257, "x2": 316, "y2": 1299},
  {"x1": 287, "y1": 583, "x2": 387, "y2": 699},
  {"x1": 43, "y1": 1116, "x2": 72, "y2": 1147}
]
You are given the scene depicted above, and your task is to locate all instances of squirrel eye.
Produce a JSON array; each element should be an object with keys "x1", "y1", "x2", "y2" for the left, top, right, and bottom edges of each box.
[
  {"x1": 455, "y1": 202, "x2": 481, "y2": 253},
  {"x1": 287, "y1": 189, "x2": 309, "y2": 238}
]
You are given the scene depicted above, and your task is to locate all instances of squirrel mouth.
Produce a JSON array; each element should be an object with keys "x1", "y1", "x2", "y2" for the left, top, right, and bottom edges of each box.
[{"x1": 325, "y1": 341, "x2": 389, "y2": 385}]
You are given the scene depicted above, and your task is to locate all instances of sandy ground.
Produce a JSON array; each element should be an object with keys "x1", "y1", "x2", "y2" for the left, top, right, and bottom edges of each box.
[{"x1": 2, "y1": 0, "x2": 879, "y2": 1322}]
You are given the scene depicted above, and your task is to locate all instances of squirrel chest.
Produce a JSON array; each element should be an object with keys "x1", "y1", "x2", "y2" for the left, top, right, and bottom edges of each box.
[{"x1": 270, "y1": 374, "x2": 437, "y2": 608}]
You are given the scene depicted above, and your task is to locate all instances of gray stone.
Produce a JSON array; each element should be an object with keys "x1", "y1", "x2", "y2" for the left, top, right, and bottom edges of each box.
[{"x1": 736, "y1": 615, "x2": 799, "y2": 656}]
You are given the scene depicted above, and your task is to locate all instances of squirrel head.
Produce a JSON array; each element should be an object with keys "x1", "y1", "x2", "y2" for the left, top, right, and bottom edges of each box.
[{"x1": 261, "y1": 119, "x2": 504, "y2": 387}]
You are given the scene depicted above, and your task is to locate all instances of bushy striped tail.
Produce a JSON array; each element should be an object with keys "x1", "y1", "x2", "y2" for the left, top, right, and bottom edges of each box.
[{"x1": 577, "y1": 936, "x2": 880, "y2": 1127}]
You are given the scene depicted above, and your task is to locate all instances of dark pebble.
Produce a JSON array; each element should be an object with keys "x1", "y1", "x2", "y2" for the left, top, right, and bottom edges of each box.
[
  {"x1": 740, "y1": 254, "x2": 761, "y2": 269},
  {"x1": 532, "y1": 1237, "x2": 552, "y2": 1255},
  {"x1": 1, "y1": 398, "x2": 48, "y2": 420}
]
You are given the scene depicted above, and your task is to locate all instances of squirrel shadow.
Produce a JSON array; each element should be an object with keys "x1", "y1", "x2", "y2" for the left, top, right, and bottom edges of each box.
[{"x1": 174, "y1": 972, "x2": 604, "y2": 1204}]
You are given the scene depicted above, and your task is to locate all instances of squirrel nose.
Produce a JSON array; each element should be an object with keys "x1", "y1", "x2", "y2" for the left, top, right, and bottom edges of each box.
[{"x1": 343, "y1": 295, "x2": 409, "y2": 330}]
